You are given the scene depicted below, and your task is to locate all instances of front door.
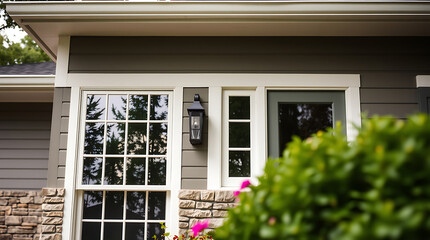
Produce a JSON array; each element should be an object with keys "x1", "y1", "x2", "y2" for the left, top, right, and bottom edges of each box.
[{"x1": 268, "y1": 91, "x2": 346, "y2": 158}]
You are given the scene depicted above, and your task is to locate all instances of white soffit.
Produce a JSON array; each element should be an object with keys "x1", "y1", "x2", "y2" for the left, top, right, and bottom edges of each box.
[
  {"x1": 0, "y1": 76, "x2": 54, "y2": 102},
  {"x1": 6, "y1": 1, "x2": 430, "y2": 60}
]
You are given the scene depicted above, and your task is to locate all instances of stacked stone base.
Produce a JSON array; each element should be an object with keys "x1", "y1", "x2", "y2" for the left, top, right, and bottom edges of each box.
[
  {"x1": 0, "y1": 189, "x2": 64, "y2": 240},
  {"x1": 178, "y1": 190, "x2": 237, "y2": 236}
]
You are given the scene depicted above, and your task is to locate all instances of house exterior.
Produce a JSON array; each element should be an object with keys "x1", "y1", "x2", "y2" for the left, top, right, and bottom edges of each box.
[{"x1": 2, "y1": 1, "x2": 430, "y2": 240}]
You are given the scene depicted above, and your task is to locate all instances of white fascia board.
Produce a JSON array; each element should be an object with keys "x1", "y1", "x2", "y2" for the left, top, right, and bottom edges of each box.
[
  {"x1": 7, "y1": 1, "x2": 430, "y2": 18},
  {"x1": 0, "y1": 75, "x2": 55, "y2": 88}
]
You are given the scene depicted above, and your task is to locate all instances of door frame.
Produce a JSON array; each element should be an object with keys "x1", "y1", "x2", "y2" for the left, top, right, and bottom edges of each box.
[{"x1": 267, "y1": 90, "x2": 346, "y2": 158}]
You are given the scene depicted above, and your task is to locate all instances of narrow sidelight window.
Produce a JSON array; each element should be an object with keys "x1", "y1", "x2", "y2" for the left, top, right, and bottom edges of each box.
[{"x1": 222, "y1": 90, "x2": 254, "y2": 187}]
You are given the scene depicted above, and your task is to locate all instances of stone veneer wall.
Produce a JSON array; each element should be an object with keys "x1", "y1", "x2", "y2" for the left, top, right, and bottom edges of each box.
[
  {"x1": 178, "y1": 190, "x2": 237, "y2": 236},
  {"x1": 0, "y1": 188, "x2": 64, "y2": 240}
]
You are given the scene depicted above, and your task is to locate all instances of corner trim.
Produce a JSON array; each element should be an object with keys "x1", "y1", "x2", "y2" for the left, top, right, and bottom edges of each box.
[{"x1": 417, "y1": 75, "x2": 430, "y2": 87}]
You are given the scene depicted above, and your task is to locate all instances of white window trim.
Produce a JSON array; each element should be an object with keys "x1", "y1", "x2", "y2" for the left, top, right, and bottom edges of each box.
[
  {"x1": 74, "y1": 90, "x2": 174, "y2": 240},
  {"x1": 417, "y1": 75, "x2": 430, "y2": 87},
  {"x1": 63, "y1": 86, "x2": 183, "y2": 240},
  {"x1": 62, "y1": 73, "x2": 360, "y2": 239},
  {"x1": 222, "y1": 90, "x2": 256, "y2": 187}
]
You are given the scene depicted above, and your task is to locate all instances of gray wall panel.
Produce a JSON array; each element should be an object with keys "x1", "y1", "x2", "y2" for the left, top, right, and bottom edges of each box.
[
  {"x1": 182, "y1": 88, "x2": 208, "y2": 189},
  {"x1": 0, "y1": 180, "x2": 47, "y2": 190},
  {"x1": 47, "y1": 88, "x2": 71, "y2": 188},
  {"x1": 69, "y1": 37, "x2": 430, "y2": 73},
  {"x1": 360, "y1": 89, "x2": 418, "y2": 104},
  {"x1": 182, "y1": 167, "x2": 208, "y2": 179},
  {"x1": 182, "y1": 151, "x2": 208, "y2": 167},
  {"x1": 69, "y1": 37, "x2": 430, "y2": 189},
  {"x1": 182, "y1": 179, "x2": 208, "y2": 190},
  {"x1": 0, "y1": 103, "x2": 52, "y2": 190},
  {"x1": 418, "y1": 88, "x2": 430, "y2": 113},
  {"x1": 361, "y1": 104, "x2": 419, "y2": 118}
]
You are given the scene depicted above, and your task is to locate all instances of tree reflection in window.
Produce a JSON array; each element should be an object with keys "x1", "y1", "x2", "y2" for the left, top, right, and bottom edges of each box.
[
  {"x1": 82, "y1": 191, "x2": 166, "y2": 240},
  {"x1": 81, "y1": 93, "x2": 169, "y2": 240},
  {"x1": 83, "y1": 93, "x2": 169, "y2": 187},
  {"x1": 278, "y1": 103, "x2": 332, "y2": 156}
]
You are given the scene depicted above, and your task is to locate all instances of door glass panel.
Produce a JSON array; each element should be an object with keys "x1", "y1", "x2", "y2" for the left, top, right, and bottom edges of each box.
[
  {"x1": 268, "y1": 91, "x2": 345, "y2": 158},
  {"x1": 278, "y1": 103, "x2": 333, "y2": 156}
]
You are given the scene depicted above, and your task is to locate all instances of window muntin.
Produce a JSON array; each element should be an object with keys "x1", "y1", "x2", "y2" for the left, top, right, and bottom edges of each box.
[
  {"x1": 78, "y1": 91, "x2": 171, "y2": 240},
  {"x1": 80, "y1": 92, "x2": 169, "y2": 187},
  {"x1": 222, "y1": 90, "x2": 254, "y2": 187},
  {"x1": 81, "y1": 190, "x2": 166, "y2": 240}
]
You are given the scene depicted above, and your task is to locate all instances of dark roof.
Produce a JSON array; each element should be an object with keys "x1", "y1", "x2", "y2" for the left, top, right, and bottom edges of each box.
[{"x1": 0, "y1": 62, "x2": 56, "y2": 75}]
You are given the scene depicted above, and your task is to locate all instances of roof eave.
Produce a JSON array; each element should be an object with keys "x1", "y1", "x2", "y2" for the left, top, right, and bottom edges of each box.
[{"x1": 7, "y1": 1, "x2": 430, "y2": 60}]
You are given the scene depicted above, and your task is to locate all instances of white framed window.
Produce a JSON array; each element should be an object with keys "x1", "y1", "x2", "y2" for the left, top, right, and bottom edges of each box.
[
  {"x1": 222, "y1": 90, "x2": 255, "y2": 187},
  {"x1": 75, "y1": 91, "x2": 172, "y2": 240}
]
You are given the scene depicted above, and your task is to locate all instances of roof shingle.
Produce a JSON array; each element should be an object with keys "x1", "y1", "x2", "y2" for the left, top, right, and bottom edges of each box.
[{"x1": 0, "y1": 62, "x2": 56, "y2": 75}]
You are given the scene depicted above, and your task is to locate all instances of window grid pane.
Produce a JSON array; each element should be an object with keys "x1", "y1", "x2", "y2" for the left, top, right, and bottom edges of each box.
[
  {"x1": 83, "y1": 93, "x2": 169, "y2": 187},
  {"x1": 82, "y1": 191, "x2": 166, "y2": 240}
]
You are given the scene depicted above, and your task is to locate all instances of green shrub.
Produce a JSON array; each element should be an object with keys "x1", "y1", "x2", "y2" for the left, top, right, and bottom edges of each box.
[{"x1": 215, "y1": 114, "x2": 430, "y2": 240}]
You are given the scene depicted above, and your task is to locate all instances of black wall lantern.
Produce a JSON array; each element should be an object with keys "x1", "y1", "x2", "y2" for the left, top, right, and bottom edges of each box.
[{"x1": 187, "y1": 94, "x2": 205, "y2": 145}]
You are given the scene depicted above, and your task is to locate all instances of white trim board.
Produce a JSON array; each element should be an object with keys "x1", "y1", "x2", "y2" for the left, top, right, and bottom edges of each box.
[
  {"x1": 60, "y1": 73, "x2": 361, "y2": 237},
  {"x1": 62, "y1": 87, "x2": 182, "y2": 240},
  {"x1": 417, "y1": 75, "x2": 430, "y2": 87},
  {"x1": 66, "y1": 73, "x2": 360, "y2": 88},
  {"x1": 0, "y1": 75, "x2": 54, "y2": 87}
]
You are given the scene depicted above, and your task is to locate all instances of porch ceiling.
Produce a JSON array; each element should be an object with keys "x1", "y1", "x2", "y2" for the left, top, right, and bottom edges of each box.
[{"x1": 6, "y1": 1, "x2": 430, "y2": 60}]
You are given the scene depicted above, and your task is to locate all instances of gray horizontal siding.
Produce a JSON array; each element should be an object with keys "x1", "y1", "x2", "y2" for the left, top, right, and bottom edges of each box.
[
  {"x1": 0, "y1": 103, "x2": 52, "y2": 190},
  {"x1": 69, "y1": 37, "x2": 430, "y2": 189},
  {"x1": 69, "y1": 37, "x2": 430, "y2": 120},
  {"x1": 69, "y1": 37, "x2": 430, "y2": 73},
  {"x1": 47, "y1": 88, "x2": 71, "y2": 188},
  {"x1": 182, "y1": 88, "x2": 208, "y2": 189},
  {"x1": 418, "y1": 88, "x2": 430, "y2": 113}
]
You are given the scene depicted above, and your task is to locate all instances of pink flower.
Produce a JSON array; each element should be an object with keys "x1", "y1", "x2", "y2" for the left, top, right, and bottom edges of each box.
[
  {"x1": 240, "y1": 180, "x2": 251, "y2": 190},
  {"x1": 268, "y1": 217, "x2": 276, "y2": 226},
  {"x1": 191, "y1": 219, "x2": 209, "y2": 236},
  {"x1": 233, "y1": 191, "x2": 241, "y2": 197}
]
